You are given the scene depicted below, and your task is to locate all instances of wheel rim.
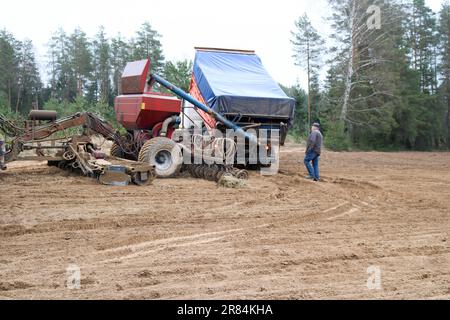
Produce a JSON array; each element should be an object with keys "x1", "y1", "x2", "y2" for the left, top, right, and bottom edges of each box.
[{"x1": 155, "y1": 150, "x2": 173, "y2": 171}]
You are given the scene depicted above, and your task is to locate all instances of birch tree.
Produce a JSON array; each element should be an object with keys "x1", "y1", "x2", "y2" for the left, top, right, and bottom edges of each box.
[{"x1": 328, "y1": 0, "x2": 405, "y2": 125}]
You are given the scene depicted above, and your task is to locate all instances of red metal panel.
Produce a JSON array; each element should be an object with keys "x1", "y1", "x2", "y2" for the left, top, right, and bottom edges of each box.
[
  {"x1": 120, "y1": 59, "x2": 150, "y2": 94},
  {"x1": 114, "y1": 96, "x2": 143, "y2": 130},
  {"x1": 189, "y1": 76, "x2": 217, "y2": 129},
  {"x1": 114, "y1": 92, "x2": 181, "y2": 131},
  {"x1": 141, "y1": 94, "x2": 181, "y2": 113}
]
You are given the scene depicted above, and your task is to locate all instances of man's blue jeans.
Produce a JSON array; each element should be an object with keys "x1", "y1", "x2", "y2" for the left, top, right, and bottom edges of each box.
[
  {"x1": 0, "y1": 140, "x2": 5, "y2": 170},
  {"x1": 304, "y1": 150, "x2": 320, "y2": 180}
]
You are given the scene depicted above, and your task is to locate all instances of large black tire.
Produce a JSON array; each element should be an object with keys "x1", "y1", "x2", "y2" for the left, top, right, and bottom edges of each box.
[
  {"x1": 110, "y1": 142, "x2": 124, "y2": 158},
  {"x1": 138, "y1": 137, "x2": 182, "y2": 178}
]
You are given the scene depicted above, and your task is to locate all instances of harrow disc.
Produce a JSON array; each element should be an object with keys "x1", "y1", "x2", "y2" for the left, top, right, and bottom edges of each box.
[
  {"x1": 63, "y1": 151, "x2": 76, "y2": 161},
  {"x1": 215, "y1": 170, "x2": 226, "y2": 182},
  {"x1": 194, "y1": 165, "x2": 203, "y2": 178},
  {"x1": 187, "y1": 164, "x2": 249, "y2": 183},
  {"x1": 235, "y1": 170, "x2": 249, "y2": 180}
]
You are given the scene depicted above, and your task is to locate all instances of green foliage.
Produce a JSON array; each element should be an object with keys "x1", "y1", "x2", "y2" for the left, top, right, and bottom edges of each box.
[
  {"x1": 110, "y1": 33, "x2": 130, "y2": 97},
  {"x1": 0, "y1": 91, "x2": 7, "y2": 108},
  {"x1": 69, "y1": 28, "x2": 93, "y2": 98},
  {"x1": 439, "y1": 3, "x2": 450, "y2": 149},
  {"x1": 2, "y1": 5, "x2": 450, "y2": 151},
  {"x1": 48, "y1": 28, "x2": 75, "y2": 102},
  {"x1": 0, "y1": 104, "x2": 25, "y2": 141},
  {"x1": 314, "y1": 0, "x2": 449, "y2": 150},
  {"x1": 163, "y1": 60, "x2": 193, "y2": 92},
  {"x1": 323, "y1": 121, "x2": 352, "y2": 151},
  {"x1": 291, "y1": 14, "x2": 325, "y2": 70},
  {"x1": 92, "y1": 26, "x2": 111, "y2": 104},
  {"x1": 0, "y1": 104, "x2": 24, "y2": 122},
  {"x1": 280, "y1": 83, "x2": 308, "y2": 141},
  {"x1": 1, "y1": 30, "x2": 41, "y2": 115},
  {"x1": 44, "y1": 96, "x2": 84, "y2": 116},
  {"x1": 43, "y1": 97, "x2": 120, "y2": 129},
  {"x1": 291, "y1": 14, "x2": 325, "y2": 127},
  {"x1": 45, "y1": 22, "x2": 166, "y2": 103},
  {"x1": 131, "y1": 22, "x2": 165, "y2": 74}
]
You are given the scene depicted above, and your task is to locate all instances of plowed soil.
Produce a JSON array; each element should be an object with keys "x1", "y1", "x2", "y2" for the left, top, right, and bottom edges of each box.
[{"x1": 0, "y1": 143, "x2": 449, "y2": 300}]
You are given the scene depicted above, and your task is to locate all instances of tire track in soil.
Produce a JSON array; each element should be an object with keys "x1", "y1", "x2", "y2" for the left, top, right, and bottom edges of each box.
[
  {"x1": 91, "y1": 169, "x2": 383, "y2": 265},
  {"x1": 96, "y1": 224, "x2": 272, "y2": 263},
  {"x1": 1, "y1": 147, "x2": 450, "y2": 299}
]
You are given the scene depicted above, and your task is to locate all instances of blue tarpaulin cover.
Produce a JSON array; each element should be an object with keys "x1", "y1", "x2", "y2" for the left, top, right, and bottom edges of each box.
[{"x1": 193, "y1": 50, "x2": 295, "y2": 122}]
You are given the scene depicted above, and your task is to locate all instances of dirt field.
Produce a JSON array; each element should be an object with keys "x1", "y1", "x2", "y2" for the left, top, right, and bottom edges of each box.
[{"x1": 0, "y1": 143, "x2": 449, "y2": 300}]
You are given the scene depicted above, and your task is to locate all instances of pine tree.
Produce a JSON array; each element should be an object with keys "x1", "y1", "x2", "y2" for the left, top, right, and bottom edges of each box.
[
  {"x1": 0, "y1": 30, "x2": 20, "y2": 110},
  {"x1": 0, "y1": 31, "x2": 41, "y2": 114},
  {"x1": 163, "y1": 60, "x2": 192, "y2": 92},
  {"x1": 110, "y1": 33, "x2": 130, "y2": 96},
  {"x1": 280, "y1": 84, "x2": 308, "y2": 138},
  {"x1": 438, "y1": 2, "x2": 450, "y2": 148},
  {"x1": 406, "y1": 0, "x2": 438, "y2": 94},
  {"x1": 69, "y1": 28, "x2": 92, "y2": 97},
  {"x1": 309, "y1": 71, "x2": 322, "y2": 123},
  {"x1": 47, "y1": 28, "x2": 75, "y2": 102},
  {"x1": 291, "y1": 14, "x2": 325, "y2": 129},
  {"x1": 92, "y1": 26, "x2": 111, "y2": 104},
  {"x1": 15, "y1": 40, "x2": 42, "y2": 113},
  {"x1": 132, "y1": 22, "x2": 165, "y2": 74},
  {"x1": 325, "y1": 0, "x2": 425, "y2": 148}
]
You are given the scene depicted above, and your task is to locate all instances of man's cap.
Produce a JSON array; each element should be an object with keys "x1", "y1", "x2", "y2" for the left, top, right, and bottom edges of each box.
[{"x1": 312, "y1": 123, "x2": 321, "y2": 128}]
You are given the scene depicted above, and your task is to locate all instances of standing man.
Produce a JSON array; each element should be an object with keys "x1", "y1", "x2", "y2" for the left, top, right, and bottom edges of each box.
[
  {"x1": 304, "y1": 123, "x2": 322, "y2": 181},
  {"x1": 0, "y1": 139, "x2": 6, "y2": 170}
]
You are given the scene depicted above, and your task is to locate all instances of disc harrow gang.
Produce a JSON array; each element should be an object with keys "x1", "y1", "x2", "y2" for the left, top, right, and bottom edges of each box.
[
  {"x1": 185, "y1": 164, "x2": 249, "y2": 182},
  {"x1": 48, "y1": 139, "x2": 156, "y2": 186},
  {"x1": 0, "y1": 111, "x2": 156, "y2": 186}
]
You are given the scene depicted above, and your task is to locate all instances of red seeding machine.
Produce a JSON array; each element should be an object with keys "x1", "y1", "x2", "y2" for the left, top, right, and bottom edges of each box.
[{"x1": 0, "y1": 48, "x2": 295, "y2": 185}]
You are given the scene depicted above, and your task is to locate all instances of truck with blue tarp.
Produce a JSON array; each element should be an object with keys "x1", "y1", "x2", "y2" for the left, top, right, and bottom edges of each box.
[
  {"x1": 113, "y1": 48, "x2": 296, "y2": 178},
  {"x1": 188, "y1": 48, "x2": 295, "y2": 146}
]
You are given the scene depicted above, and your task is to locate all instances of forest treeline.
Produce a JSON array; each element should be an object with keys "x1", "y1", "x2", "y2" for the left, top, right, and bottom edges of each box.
[
  {"x1": 290, "y1": 0, "x2": 450, "y2": 150},
  {"x1": 1, "y1": 0, "x2": 449, "y2": 150},
  {"x1": 0, "y1": 22, "x2": 191, "y2": 123}
]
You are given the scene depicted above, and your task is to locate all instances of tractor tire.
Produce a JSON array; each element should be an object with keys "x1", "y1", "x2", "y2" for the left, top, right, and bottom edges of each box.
[
  {"x1": 138, "y1": 137, "x2": 182, "y2": 178},
  {"x1": 110, "y1": 142, "x2": 124, "y2": 158}
]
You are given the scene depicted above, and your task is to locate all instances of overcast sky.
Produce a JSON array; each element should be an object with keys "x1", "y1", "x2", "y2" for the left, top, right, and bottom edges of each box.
[{"x1": 0, "y1": 0, "x2": 446, "y2": 88}]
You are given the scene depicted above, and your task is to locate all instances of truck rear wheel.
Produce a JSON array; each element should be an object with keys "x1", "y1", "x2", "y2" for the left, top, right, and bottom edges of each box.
[{"x1": 138, "y1": 137, "x2": 182, "y2": 178}]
